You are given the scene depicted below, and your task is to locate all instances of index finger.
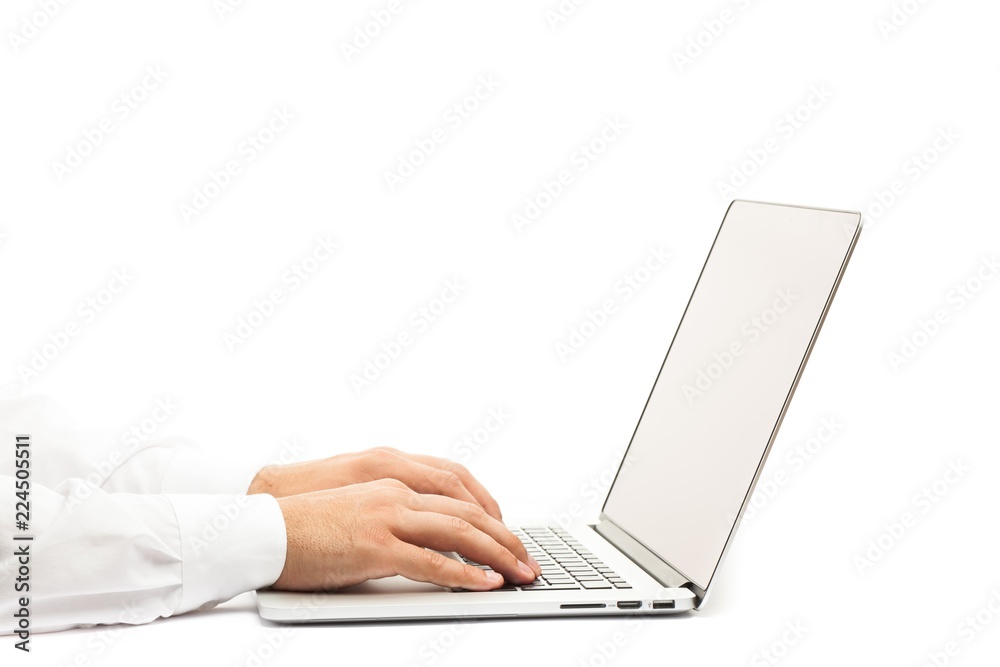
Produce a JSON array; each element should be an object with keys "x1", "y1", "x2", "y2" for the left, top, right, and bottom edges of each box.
[
  {"x1": 385, "y1": 449, "x2": 504, "y2": 521},
  {"x1": 367, "y1": 454, "x2": 485, "y2": 511}
]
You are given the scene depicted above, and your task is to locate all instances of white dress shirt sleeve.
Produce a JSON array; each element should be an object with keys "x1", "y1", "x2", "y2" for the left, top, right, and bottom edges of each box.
[{"x1": 0, "y1": 393, "x2": 288, "y2": 635}]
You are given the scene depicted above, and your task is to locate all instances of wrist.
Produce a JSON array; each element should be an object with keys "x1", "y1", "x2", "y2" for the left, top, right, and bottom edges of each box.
[
  {"x1": 248, "y1": 464, "x2": 281, "y2": 495},
  {"x1": 272, "y1": 495, "x2": 303, "y2": 590}
]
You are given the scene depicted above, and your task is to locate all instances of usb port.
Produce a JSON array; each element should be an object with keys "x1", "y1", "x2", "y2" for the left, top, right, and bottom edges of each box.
[
  {"x1": 652, "y1": 601, "x2": 675, "y2": 610},
  {"x1": 617, "y1": 601, "x2": 642, "y2": 609}
]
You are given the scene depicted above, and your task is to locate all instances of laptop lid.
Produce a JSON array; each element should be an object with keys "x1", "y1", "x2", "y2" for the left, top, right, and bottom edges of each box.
[{"x1": 599, "y1": 200, "x2": 862, "y2": 600}]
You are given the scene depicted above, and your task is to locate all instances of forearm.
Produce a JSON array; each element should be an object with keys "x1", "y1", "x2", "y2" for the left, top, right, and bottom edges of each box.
[{"x1": 0, "y1": 476, "x2": 286, "y2": 634}]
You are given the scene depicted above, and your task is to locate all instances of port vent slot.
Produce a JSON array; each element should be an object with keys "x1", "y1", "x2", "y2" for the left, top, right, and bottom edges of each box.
[
  {"x1": 560, "y1": 603, "x2": 607, "y2": 610},
  {"x1": 652, "y1": 601, "x2": 675, "y2": 610},
  {"x1": 617, "y1": 601, "x2": 642, "y2": 609}
]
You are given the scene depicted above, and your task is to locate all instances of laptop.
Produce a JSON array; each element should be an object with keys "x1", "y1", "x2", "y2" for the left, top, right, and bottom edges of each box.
[{"x1": 257, "y1": 200, "x2": 863, "y2": 621}]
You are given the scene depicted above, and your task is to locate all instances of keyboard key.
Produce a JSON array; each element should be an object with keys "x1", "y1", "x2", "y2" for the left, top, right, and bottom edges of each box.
[{"x1": 458, "y1": 526, "x2": 631, "y2": 593}]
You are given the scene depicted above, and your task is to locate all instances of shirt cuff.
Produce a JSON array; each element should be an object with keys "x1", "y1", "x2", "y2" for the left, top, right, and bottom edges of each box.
[
  {"x1": 167, "y1": 492, "x2": 287, "y2": 614},
  {"x1": 161, "y1": 448, "x2": 266, "y2": 495}
]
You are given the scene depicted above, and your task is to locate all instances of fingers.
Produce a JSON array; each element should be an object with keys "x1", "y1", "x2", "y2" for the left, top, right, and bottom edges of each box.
[
  {"x1": 370, "y1": 453, "x2": 484, "y2": 510},
  {"x1": 393, "y1": 510, "x2": 537, "y2": 585},
  {"x1": 374, "y1": 447, "x2": 504, "y2": 521},
  {"x1": 273, "y1": 481, "x2": 540, "y2": 593},
  {"x1": 390, "y1": 542, "x2": 505, "y2": 591},
  {"x1": 403, "y1": 493, "x2": 540, "y2": 576}
]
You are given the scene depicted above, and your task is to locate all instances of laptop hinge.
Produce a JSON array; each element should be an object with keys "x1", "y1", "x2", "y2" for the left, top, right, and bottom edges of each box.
[{"x1": 593, "y1": 517, "x2": 701, "y2": 599}]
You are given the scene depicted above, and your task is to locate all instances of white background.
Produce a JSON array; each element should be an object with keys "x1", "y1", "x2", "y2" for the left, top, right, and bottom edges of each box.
[{"x1": 2, "y1": 0, "x2": 999, "y2": 665}]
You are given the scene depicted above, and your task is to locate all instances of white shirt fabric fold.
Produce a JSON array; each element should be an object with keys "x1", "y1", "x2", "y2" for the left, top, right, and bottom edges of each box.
[{"x1": 0, "y1": 393, "x2": 287, "y2": 634}]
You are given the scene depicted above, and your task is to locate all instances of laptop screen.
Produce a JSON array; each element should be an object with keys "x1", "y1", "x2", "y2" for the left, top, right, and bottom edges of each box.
[{"x1": 601, "y1": 200, "x2": 861, "y2": 590}]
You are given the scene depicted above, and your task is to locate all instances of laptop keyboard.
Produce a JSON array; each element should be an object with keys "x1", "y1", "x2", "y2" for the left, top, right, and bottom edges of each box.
[{"x1": 454, "y1": 526, "x2": 632, "y2": 591}]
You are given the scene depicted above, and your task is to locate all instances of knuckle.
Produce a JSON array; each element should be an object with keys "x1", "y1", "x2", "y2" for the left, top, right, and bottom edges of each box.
[
  {"x1": 444, "y1": 461, "x2": 470, "y2": 477},
  {"x1": 420, "y1": 548, "x2": 444, "y2": 568},
  {"x1": 407, "y1": 547, "x2": 446, "y2": 577},
  {"x1": 365, "y1": 523, "x2": 394, "y2": 548},
  {"x1": 372, "y1": 489, "x2": 407, "y2": 513},
  {"x1": 440, "y1": 471, "x2": 463, "y2": 489},
  {"x1": 463, "y1": 502, "x2": 487, "y2": 523},
  {"x1": 369, "y1": 448, "x2": 397, "y2": 463},
  {"x1": 447, "y1": 515, "x2": 473, "y2": 535},
  {"x1": 372, "y1": 446, "x2": 402, "y2": 461}
]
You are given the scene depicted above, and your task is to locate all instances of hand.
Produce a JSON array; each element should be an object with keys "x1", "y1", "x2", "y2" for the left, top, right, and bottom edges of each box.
[
  {"x1": 249, "y1": 446, "x2": 504, "y2": 520},
  {"x1": 271, "y1": 479, "x2": 541, "y2": 591}
]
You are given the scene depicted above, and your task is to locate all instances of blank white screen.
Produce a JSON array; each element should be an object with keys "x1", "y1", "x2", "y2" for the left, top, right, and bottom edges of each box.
[{"x1": 602, "y1": 201, "x2": 860, "y2": 589}]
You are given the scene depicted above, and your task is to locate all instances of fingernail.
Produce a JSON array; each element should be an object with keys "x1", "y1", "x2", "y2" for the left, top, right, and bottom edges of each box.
[
  {"x1": 485, "y1": 571, "x2": 504, "y2": 585},
  {"x1": 518, "y1": 561, "x2": 536, "y2": 580}
]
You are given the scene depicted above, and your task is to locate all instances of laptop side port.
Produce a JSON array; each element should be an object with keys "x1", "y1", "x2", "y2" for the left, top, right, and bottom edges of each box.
[
  {"x1": 652, "y1": 601, "x2": 675, "y2": 609},
  {"x1": 617, "y1": 601, "x2": 642, "y2": 609},
  {"x1": 560, "y1": 603, "x2": 607, "y2": 609}
]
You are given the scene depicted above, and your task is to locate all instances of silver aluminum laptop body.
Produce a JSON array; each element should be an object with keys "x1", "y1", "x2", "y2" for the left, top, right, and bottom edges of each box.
[{"x1": 257, "y1": 200, "x2": 863, "y2": 622}]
